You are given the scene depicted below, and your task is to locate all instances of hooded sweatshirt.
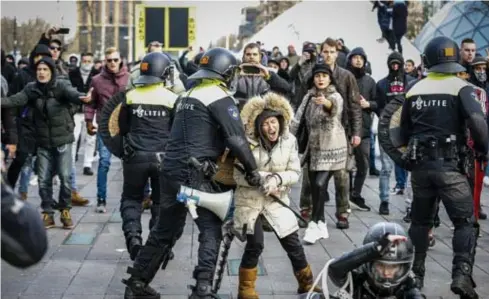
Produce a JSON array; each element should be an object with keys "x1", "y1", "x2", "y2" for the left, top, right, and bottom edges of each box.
[
  {"x1": 346, "y1": 47, "x2": 377, "y2": 138},
  {"x1": 374, "y1": 51, "x2": 415, "y2": 115}
]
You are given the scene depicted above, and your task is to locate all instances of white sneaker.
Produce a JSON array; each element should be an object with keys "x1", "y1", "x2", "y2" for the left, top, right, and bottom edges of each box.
[
  {"x1": 303, "y1": 222, "x2": 320, "y2": 244},
  {"x1": 317, "y1": 221, "x2": 329, "y2": 239},
  {"x1": 29, "y1": 175, "x2": 38, "y2": 186},
  {"x1": 483, "y1": 176, "x2": 489, "y2": 187}
]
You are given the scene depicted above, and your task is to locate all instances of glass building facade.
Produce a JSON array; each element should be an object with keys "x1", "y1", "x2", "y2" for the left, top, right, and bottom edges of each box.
[{"x1": 414, "y1": 1, "x2": 489, "y2": 56}]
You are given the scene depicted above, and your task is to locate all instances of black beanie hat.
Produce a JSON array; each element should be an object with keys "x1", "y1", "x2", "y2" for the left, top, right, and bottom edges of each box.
[{"x1": 35, "y1": 56, "x2": 56, "y2": 78}]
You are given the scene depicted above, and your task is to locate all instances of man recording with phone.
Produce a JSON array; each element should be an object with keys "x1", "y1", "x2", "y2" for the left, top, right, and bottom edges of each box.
[
  {"x1": 234, "y1": 42, "x2": 291, "y2": 110},
  {"x1": 38, "y1": 26, "x2": 70, "y2": 79}
]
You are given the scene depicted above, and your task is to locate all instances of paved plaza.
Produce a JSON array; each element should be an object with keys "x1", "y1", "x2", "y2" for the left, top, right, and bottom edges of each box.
[{"x1": 2, "y1": 158, "x2": 489, "y2": 299}]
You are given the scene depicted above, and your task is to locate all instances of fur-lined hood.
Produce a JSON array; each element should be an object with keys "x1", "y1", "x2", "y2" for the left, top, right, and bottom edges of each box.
[{"x1": 240, "y1": 92, "x2": 294, "y2": 140}]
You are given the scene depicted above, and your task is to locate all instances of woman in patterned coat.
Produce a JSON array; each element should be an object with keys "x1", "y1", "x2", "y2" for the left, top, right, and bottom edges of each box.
[
  {"x1": 233, "y1": 92, "x2": 320, "y2": 299},
  {"x1": 291, "y1": 63, "x2": 348, "y2": 245}
]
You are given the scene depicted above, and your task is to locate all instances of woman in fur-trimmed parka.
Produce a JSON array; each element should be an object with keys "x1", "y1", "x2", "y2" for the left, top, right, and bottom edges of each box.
[{"x1": 233, "y1": 92, "x2": 321, "y2": 299}]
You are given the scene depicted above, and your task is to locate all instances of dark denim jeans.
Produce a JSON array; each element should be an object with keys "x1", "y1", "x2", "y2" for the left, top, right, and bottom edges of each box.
[
  {"x1": 395, "y1": 164, "x2": 407, "y2": 189},
  {"x1": 37, "y1": 144, "x2": 73, "y2": 214},
  {"x1": 96, "y1": 133, "x2": 112, "y2": 200}
]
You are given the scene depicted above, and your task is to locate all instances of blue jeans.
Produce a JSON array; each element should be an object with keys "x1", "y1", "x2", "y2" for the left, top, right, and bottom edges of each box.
[
  {"x1": 71, "y1": 164, "x2": 77, "y2": 191},
  {"x1": 485, "y1": 163, "x2": 489, "y2": 177},
  {"x1": 369, "y1": 133, "x2": 377, "y2": 170},
  {"x1": 97, "y1": 133, "x2": 112, "y2": 200},
  {"x1": 18, "y1": 156, "x2": 34, "y2": 193},
  {"x1": 394, "y1": 165, "x2": 407, "y2": 189},
  {"x1": 144, "y1": 181, "x2": 151, "y2": 197},
  {"x1": 37, "y1": 145, "x2": 73, "y2": 214},
  {"x1": 379, "y1": 146, "x2": 394, "y2": 203}
]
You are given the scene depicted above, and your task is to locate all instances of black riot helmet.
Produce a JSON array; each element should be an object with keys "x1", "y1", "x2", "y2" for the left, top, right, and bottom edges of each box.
[
  {"x1": 362, "y1": 222, "x2": 414, "y2": 296},
  {"x1": 422, "y1": 36, "x2": 466, "y2": 74},
  {"x1": 134, "y1": 52, "x2": 173, "y2": 86},
  {"x1": 187, "y1": 47, "x2": 239, "y2": 87}
]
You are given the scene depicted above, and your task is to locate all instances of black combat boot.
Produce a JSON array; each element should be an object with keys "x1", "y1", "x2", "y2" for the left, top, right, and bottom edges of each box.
[
  {"x1": 122, "y1": 245, "x2": 172, "y2": 299},
  {"x1": 188, "y1": 273, "x2": 219, "y2": 299},
  {"x1": 126, "y1": 236, "x2": 142, "y2": 261},
  {"x1": 412, "y1": 253, "x2": 426, "y2": 289},
  {"x1": 149, "y1": 205, "x2": 159, "y2": 231},
  {"x1": 451, "y1": 262, "x2": 478, "y2": 299}
]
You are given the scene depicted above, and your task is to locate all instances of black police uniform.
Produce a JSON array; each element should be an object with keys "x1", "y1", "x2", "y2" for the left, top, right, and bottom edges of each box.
[
  {"x1": 302, "y1": 222, "x2": 424, "y2": 299},
  {"x1": 122, "y1": 48, "x2": 260, "y2": 299},
  {"x1": 116, "y1": 52, "x2": 178, "y2": 260},
  {"x1": 399, "y1": 37, "x2": 488, "y2": 299}
]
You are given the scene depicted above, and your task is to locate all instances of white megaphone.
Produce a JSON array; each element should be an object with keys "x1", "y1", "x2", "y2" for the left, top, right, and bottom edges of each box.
[{"x1": 176, "y1": 185, "x2": 234, "y2": 221}]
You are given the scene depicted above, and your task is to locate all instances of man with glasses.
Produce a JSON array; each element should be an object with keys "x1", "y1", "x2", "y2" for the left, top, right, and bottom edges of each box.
[
  {"x1": 39, "y1": 27, "x2": 69, "y2": 79},
  {"x1": 85, "y1": 47, "x2": 130, "y2": 213}
]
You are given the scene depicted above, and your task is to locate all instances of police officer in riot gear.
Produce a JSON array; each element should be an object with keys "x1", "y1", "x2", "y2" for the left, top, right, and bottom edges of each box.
[
  {"x1": 303, "y1": 222, "x2": 423, "y2": 299},
  {"x1": 122, "y1": 47, "x2": 261, "y2": 299},
  {"x1": 399, "y1": 36, "x2": 488, "y2": 299},
  {"x1": 113, "y1": 52, "x2": 178, "y2": 260}
]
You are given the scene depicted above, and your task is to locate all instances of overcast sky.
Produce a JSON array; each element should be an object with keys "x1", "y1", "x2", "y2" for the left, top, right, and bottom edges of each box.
[{"x1": 1, "y1": 0, "x2": 257, "y2": 47}]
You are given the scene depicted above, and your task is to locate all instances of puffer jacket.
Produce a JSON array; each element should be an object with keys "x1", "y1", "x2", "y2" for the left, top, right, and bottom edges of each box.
[
  {"x1": 1, "y1": 80, "x2": 84, "y2": 148},
  {"x1": 233, "y1": 92, "x2": 301, "y2": 238}
]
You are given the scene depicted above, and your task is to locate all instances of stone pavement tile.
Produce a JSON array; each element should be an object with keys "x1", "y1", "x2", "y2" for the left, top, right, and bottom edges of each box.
[
  {"x1": 85, "y1": 232, "x2": 126, "y2": 260},
  {"x1": 51, "y1": 245, "x2": 91, "y2": 261},
  {"x1": 23, "y1": 260, "x2": 82, "y2": 295},
  {"x1": 62, "y1": 295, "x2": 104, "y2": 299},
  {"x1": 64, "y1": 260, "x2": 117, "y2": 295},
  {"x1": 19, "y1": 295, "x2": 61, "y2": 299},
  {"x1": 105, "y1": 260, "x2": 131, "y2": 296},
  {"x1": 79, "y1": 211, "x2": 113, "y2": 223},
  {"x1": 262, "y1": 257, "x2": 301, "y2": 295},
  {"x1": 1, "y1": 261, "x2": 47, "y2": 296}
]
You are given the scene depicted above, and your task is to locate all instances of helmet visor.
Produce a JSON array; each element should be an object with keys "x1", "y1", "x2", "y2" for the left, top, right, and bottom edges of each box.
[{"x1": 368, "y1": 260, "x2": 410, "y2": 289}]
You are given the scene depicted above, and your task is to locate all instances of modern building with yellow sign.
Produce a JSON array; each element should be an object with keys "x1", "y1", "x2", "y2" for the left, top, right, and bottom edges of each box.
[{"x1": 134, "y1": 4, "x2": 196, "y2": 59}]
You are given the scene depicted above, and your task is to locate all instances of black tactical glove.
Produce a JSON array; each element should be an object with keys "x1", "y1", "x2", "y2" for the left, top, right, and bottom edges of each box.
[{"x1": 245, "y1": 170, "x2": 262, "y2": 187}]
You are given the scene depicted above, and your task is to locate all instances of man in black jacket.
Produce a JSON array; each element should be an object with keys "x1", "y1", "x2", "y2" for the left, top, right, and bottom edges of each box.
[
  {"x1": 233, "y1": 42, "x2": 292, "y2": 110},
  {"x1": 1, "y1": 57, "x2": 92, "y2": 229},
  {"x1": 69, "y1": 52, "x2": 100, "y2": 177},
  {"x1": 5, "y1": 44, "x2": 52, "y2": 200},
  {"x1": 375, "y1": 51, "x2": 415, "y2": 215},
  {"x1": 346, "y1": 47, "x2": 377, "y2": 212}
]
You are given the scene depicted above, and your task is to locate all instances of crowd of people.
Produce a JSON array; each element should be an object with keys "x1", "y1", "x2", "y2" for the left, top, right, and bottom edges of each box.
[{"x1": 1, "y1": 7, "x2": 489, "y2": 298}]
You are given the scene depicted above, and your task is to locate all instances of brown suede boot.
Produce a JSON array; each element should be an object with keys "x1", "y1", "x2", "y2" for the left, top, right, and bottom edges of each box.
[
  {"x1": 238, "y1": 267, "x2": 259, "y2": 299},
  {"x1": 71, "y1": 191, "x2": 89, "y2": 206},
  {"x1": 294, "y1": 264, "x2": 322, "y2": 294},
  {"x1": 142, "y1": 195, "x2": 152, "y2": 210},
  {"x1": 20, "y1": 192, "x2": 28, "y2": 201}
]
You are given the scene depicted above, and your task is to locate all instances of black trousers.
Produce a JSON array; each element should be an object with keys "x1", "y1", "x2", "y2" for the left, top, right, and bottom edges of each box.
[
  {"x1": 395, "y1": 33, "x2": 404, "y2": 54},
  {"x1": 382, "y1": 28, "x2": 396, "y2": 51},
  {"x1": 7, "y1": 151, "x2": 30, "y2": 187},
  {"x1": 241, "y1": 216, "x2": 307, "y2": 272},
  {"x1": 352, "y1": 137, "x2": 370, "y2": 197},
  {"x1": 133, "y1": 175, "x2": 224, "y2": 282},
  {"x1": 120, "y1": 152, "x2": 162, "y2": 243},
  {"x1": 308, "y1": 170, "x2": 330, "y2": 223},
  {"x1": 409, "y1": 168, "x2": 477, "y2": 268}
]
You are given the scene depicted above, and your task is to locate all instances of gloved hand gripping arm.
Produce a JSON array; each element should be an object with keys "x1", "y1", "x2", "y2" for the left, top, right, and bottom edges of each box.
[{"x1": 208, "y1": 96, "x2": 259, "y2": 185}]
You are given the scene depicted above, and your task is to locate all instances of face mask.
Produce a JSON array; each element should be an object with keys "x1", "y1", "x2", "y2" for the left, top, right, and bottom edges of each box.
[
  {"x1": 81, "y1": 63, "x2": 93, "y2": 72},
  {"x1": 474, "y1": 70, "x2": 487, "y2": 83}
]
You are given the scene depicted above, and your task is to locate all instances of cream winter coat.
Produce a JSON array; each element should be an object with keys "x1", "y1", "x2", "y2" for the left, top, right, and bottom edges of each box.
[{"x1": 233, "y1": 93, "x2": 301, "y2": 238}]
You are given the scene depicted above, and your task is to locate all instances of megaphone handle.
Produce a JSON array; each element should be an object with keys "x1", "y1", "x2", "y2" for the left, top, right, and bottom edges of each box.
[{"x1": 187, "y1": 202, "x2": 199, "y2": 219}]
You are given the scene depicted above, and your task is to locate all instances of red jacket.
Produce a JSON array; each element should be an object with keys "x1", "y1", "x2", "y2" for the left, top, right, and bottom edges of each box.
[{"x1": 85, "y1": 65, "x2": 129, "y2": 124}]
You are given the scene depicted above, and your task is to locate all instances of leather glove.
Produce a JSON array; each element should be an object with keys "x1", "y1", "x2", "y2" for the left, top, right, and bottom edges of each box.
[
  {"x1": 86, "y1": 122, "x2": 97, "y2": 136},
  {"x1": 245, "y1": 170, "x2": 263, "y2": 187}
]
